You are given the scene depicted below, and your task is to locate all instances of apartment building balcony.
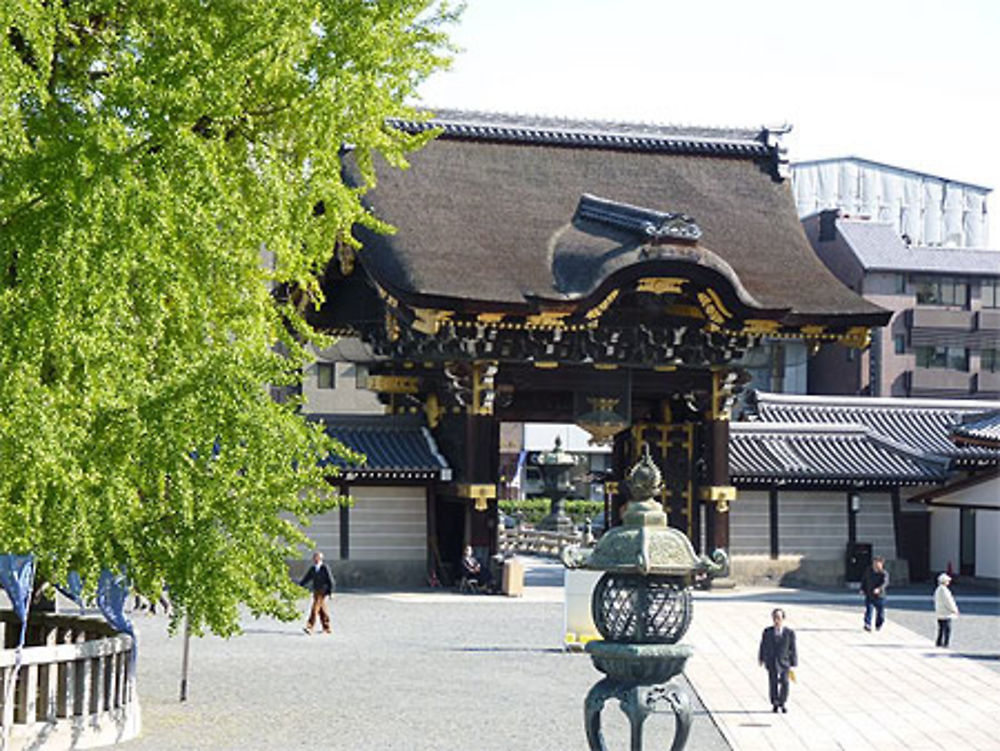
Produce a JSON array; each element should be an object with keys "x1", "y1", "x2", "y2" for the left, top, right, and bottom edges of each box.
[
  {"x1": 907, "y1": 369, "x2": 975, "y2": 396},
  {"x1": 908, "y1": 308, "x2": 1000, "y2": 350}
]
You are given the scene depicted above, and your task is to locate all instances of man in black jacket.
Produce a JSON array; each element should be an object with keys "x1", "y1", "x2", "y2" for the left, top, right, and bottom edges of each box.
[
  {"x1": 860, "y1": 556, "x2": 889, "y2": 631},
  {"x1": 298, "y1": 550, "x2": 335, "y2": 635},
  {"x1": 758, "y1": 608, "x2": 797, "y2": 713}
]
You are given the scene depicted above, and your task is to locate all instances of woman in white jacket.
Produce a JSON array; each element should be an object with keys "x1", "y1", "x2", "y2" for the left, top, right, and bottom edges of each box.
[{"x1": 934, "y1": 573, "x2": 959, "y2": 647}]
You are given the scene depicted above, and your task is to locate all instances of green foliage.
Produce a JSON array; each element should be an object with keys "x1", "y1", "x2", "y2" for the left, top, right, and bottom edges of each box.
[
  {"x1": 0, "y1": 0, "x2": 457, "y2": 636},
  {"x1": 499, "y1": 499, "x2": 603, "y2": 525}
]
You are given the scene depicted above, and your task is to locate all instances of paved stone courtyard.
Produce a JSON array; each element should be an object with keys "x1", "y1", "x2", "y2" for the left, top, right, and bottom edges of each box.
[
  {"x1": 122, "y1": 563, "x2": 725, "y2": 751},
  {"x1": 115, "y1": 560, "x2": 998, "y2": 750}
]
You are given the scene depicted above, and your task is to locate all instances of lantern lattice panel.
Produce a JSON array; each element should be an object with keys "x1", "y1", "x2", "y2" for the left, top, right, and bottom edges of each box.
[{"x1": 592, "y1": 573, "x2": 692, "y2": 644}]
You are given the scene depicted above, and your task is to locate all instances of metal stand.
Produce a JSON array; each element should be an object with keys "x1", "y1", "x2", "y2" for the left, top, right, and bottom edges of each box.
[{"x1": 584, "y1": 677, "x2": 691, "y2": 751}]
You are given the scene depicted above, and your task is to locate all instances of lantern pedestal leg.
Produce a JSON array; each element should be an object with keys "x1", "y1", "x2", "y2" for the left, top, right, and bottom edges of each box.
[{"x1": 584, "y1": 677, "x2": 692, "y2": 751}]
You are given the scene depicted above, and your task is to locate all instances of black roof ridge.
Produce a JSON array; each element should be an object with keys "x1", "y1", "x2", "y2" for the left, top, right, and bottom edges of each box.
[{"x1": 388, "y1": 108, "x2": 780, "y2": 159}]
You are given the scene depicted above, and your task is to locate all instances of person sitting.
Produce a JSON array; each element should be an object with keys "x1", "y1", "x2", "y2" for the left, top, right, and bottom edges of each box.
[{"x1": 460, "y1": 545, "x2": 493, "y2": 592}]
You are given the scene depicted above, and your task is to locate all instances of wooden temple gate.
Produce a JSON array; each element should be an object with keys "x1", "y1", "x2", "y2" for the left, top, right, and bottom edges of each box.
[{"x1": 310, "y1": 111, "x2": 888, "y2": 576}]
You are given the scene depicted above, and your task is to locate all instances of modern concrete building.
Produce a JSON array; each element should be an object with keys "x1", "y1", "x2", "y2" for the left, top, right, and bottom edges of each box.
[
  {"x1": 800, "y1": 211, "x2": 1000, "y2": 398},
  {"x1": 792, "y1": 157, "x2": 990, "y2": 248}
]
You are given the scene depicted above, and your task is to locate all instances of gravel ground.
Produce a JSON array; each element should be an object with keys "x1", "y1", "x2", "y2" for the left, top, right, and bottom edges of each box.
[{"x1": 120, "y1": 562, "x2": 729, "y2": 751}]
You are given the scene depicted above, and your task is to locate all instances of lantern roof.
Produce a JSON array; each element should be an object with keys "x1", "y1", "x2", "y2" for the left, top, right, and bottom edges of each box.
[{"x1": 585, "y1": 448, "x2": 703, "y2": 576}]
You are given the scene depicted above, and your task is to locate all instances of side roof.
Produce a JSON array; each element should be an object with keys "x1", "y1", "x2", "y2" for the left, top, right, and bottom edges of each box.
[
  {"x1": 744, "y1": 390, "x2": 1000, "y2": 465},
  {"x1": 951, "y1": 410, "x2": 1000, "y2": 449},
  {"x1": 310, "y1": 414, "x2": 450, "y2": 481},
  {"x1": 835, "y1": 219, "x2": 1000, "y2": 276},
  {"x1": 342, "y1": 110, "x2": 886, "y2": 325},
  {"x1": 730, "y1": 422, "x2": 949, "y2": 486}
]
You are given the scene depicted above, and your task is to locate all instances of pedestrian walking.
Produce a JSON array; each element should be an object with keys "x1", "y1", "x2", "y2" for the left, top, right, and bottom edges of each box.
[
  {"x1": 758, "y1": 607, "x2": 797, "y2": 713},
  {"x1": 860, "y1": 555, "x2": 889, "y2": 631},
  {"x1": 298, "y1": 551, "x2": 335, "y2": 635},
  {"x1": 934, "y1": 572, "x2": 959, "y2": 647}
]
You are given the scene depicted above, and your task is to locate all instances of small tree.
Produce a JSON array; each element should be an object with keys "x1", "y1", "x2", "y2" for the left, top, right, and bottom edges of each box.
[{"x1": 0, "y1": 0, "x2": 457, "y2": 635}]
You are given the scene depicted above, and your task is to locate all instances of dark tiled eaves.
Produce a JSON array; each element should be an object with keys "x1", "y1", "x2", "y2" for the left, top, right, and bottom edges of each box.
[
  {"x1": 951, "y1": 410, "x2": 1000, "y2": 449},
  {"x1": 311, "y1": 414, "x2": 450, "y2": 480},
  {"x1": 746, "y1": 391, "x2": 1000, "y2": 464},
  {"x1": 730, "y1": 422, "x2": 949, "y2": 485}
]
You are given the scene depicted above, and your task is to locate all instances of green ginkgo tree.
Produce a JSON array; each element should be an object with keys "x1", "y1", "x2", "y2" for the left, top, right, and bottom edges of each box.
[{"x1": 0, "y1": 0, "x2": 456, "y2": 635}]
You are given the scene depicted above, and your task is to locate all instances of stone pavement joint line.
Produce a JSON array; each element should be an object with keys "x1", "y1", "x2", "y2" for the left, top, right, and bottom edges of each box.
[{"x1": 685, "y1": 589, "x2": 1000, "y2": 751}]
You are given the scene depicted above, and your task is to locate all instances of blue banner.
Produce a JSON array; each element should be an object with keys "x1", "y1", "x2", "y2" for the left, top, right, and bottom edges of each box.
[
  {"x1": 0, "y1": 554, "x2": 35, "y2": 648},
  {"x1": 97, "y1": 569, "x2": 136, "y2": 665},
  {"x1": 55, "y1": 570, "x2": 86, "y2": 614}
]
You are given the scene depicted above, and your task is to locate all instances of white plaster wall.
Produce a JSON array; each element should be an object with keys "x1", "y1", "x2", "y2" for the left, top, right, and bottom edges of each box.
[
  {"x1": 778, "y1": 492, "x2": 848, "y2": 560},
  {"x1": 856, "y1": 492, "x2": 897, "y2": 560},
  {"x1": 730, "y1": 489, "x2": 879, "y2": 561},
  {"x1": 729, "y1": 490, "x2": 769, "y2": 555},
  {"x1": 349, "y1": 485, "x2": 426, "y2": 561},
  {"x1": 928, "y1": 475, "x2": 1000, "y2": 578},
  {"x1": 930, "y1": 507, "x2": 960, "y2": 574},
  {"x1": 304, "y1": 507, "x2": 342, "y2": 561},
  {"x1": 976, "y1": 511, "x2": 1000, "y2": 579}
]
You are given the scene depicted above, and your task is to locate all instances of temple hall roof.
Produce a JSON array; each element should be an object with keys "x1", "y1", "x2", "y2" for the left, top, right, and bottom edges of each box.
[
  {"x1": 744, "y1": 391, "x2": 1000, "y2": 466},
  {"x1": 341, "y1": 110, "x2": 886, "y2": 327},
  {"x1": 729, "y1": 422, "x2": 949, "y2": 486},
  {"x1": 312, "y1": 415, "x2": 450, "y2": 481},
  {"x1": 951, "y1": 410, "x2": 1000, "y2": 449}
]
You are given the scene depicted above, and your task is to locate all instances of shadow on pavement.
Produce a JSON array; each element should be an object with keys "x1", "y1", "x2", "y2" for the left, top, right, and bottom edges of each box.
[
  {"x1": 448, "y1": 646, "x2": 566, "y2": 654},
  {"x1": 794, "y1": 627, "x2": 858, "y2": 633},
  {"x1": 924, "y1": 652, "x2": 1000, "y2": 662}
]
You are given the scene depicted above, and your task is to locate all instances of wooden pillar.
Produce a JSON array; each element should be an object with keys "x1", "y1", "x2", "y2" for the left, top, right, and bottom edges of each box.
[
  {"x1": 769, "y1": 486, "x2": 780, "y2": 559},
  {"x1": 847, "y1": 491, "x2": 859, "y2": 545},
  {"x1": 699, "y1": 371, "x2": 735, "y2": 554},
  {"x1": 426, "y1": 484, "x2": 438, "y2": 579},
  {"x1": 705, "y1": 417, "x2": 731, "y2": 553},
  {"x1": 339, "y1": 484, "x2": 350, "y2": 560},
  {"x1": 890, "y1": 486, "x2": 902, "y2": 559}
]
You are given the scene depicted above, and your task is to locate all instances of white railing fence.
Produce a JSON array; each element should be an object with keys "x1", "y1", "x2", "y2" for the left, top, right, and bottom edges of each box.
[
  {"x1": 497, "y1": 525, "x2": 589, "y2": 559},
  {"x1": 0, "y1": 612, "x2": 139, "y2": 751}
]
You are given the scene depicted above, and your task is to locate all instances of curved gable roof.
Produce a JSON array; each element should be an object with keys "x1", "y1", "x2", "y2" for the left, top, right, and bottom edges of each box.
[{"x1": 344, "y1": 111, "x2": 886, "y2": 326}]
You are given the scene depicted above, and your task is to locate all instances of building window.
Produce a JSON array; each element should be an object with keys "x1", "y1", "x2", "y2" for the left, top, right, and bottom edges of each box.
[
  {"x1": 982, "y1": 350, "x2": 998, "y2": 373},
  {"x1": 894, "y1": 274, "x2": 906, "y2": 294},
  {"x1": 893, "y1": 335, "x2": 906, "y2": 355},
  {"x1": 317, "y1": 363, "x2": 337, "y2": 389},
  {"x1": 914, "y1": 276, "x2": 968, "y2": 307},
  {"x1": 915, "y1": 346, "x2": 969, "y2": 371},
  {"x1": 983, "y1": 279, "x2": 1000, "y2": 309}
]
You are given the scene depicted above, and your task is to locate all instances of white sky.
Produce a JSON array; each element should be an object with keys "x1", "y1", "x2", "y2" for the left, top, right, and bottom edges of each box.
[{"x1": 418, "y1": 0, "x2": 1000, "y2": 242}]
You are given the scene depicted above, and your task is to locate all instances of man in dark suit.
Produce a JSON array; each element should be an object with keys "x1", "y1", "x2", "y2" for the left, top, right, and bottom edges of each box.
[
  {"x1": 758, "y1": 608, "x2": 797, "y2": 713},
  {"x1": 298, "y1": 550, "x2": 335, "y2": 635}
]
